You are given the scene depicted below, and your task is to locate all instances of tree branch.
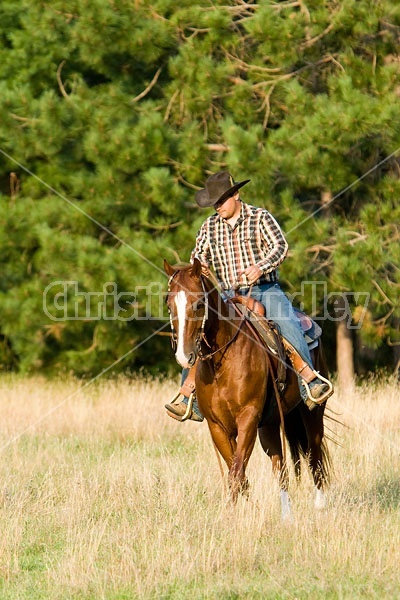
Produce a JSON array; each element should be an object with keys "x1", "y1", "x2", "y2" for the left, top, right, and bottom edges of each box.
[
  {"x1": 142, "y1": 221, "x2": 183, "y2": 231},
  {"x1": 224, "y1": 50, "x2": 282, "y2": 74},
  {"x1": 206, "y1": 143, "x2": 230, "y2": 152},
  {"x1": 164, "y1": 88, "x2": 180, "y2": 122},
  {"x1": 132, "y1": 68, "x2": 162, "y2": 103},
  {"x1": 9, "y1": 113, "x2": 40, "y2": 129},
  {"x1": 371, "y1": 280, "x2": 394, "y2": 306},
  {"x1": 57, "y1": 60, "x2": 71, "y2": 100},
  {"x1": 300, "y1": 22, "x2": 335, "y2": 50}
]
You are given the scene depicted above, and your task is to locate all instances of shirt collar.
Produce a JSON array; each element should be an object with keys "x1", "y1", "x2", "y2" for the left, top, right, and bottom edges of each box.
[{"x1": 215, "y1": 201, "x2": 249, "y2": 228}]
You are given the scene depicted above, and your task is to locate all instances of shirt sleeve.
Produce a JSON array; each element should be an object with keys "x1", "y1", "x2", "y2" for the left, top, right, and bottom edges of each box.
[
  {"x1": 256, "y1": 211, "x2": 288, "y2": 273},
  {"x1": 190, "y1": 220, "x2": 211, "y2": 267}
]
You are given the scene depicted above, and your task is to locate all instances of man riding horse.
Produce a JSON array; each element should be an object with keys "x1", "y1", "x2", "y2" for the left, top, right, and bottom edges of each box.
[{"x1": 165, "y1": 171, "x2": 333, "y2": 422}]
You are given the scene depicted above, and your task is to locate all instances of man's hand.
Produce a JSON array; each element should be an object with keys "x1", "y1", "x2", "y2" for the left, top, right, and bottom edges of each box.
[
  {"x1": 239, "y1": 265, "x2": 263, "y2": 286},
  {"x1": 201, "y1": 263, "x2": 210, "y2": 277}
]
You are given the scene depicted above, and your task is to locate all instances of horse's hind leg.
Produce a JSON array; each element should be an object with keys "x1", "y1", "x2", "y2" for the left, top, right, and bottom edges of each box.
[
  {"x1": 307, "y1": 345, "x2": 332, "y2": 509},
  {"x1": 299, "y1": 404, "x2": 330, "y2": 509},
  {"x1": 258, "y1": 424, "x2": 292, "y2": 521},
  {"x1": 310, "y1": 441, "x2": 329, "y2": 510}
]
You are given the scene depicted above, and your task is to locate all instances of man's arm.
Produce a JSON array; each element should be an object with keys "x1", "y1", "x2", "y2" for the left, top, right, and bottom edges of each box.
[
  {"x1": 190, "y1": 221, "x2": 211, "y2": 276},
  {"x1": 256, "y1": 211, "x2": 288, "y2": 273},
  {"x1": 240, "y1": 210, "x2": 288, "y2": 285}
]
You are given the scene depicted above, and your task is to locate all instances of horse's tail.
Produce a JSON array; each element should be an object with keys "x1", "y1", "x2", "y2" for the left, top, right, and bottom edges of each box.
[{"x1": 283, "y1": 335, "x2": 333, "y2": 487}]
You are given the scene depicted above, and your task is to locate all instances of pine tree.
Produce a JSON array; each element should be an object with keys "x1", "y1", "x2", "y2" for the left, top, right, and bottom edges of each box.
[{"x1": 0, "y1": 0, "x2": 399, "y2": 377}]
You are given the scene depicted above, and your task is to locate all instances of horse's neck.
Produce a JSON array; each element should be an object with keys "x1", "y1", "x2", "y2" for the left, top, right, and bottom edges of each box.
[{"x1": 207, "y1": 290, "x2": 237, "y2": 344}]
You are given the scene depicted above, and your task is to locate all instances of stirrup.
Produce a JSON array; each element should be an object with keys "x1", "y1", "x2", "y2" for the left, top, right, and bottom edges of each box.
[
  {"x1": 165, "y1": 391, "x2": 195, "y2": 422},
  {"x1": 302, "y1": 371, "x2": 334, "y2": 405}
]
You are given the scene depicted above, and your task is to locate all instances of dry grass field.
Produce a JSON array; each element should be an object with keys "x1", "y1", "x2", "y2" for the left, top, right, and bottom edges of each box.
[{"x1": 0, "y1": 374, "x2": 399, "y2": 599}]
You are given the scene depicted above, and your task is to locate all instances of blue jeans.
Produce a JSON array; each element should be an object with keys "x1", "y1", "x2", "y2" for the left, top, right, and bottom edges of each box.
[
  {"x1": 234, "y1": 283, "x2": 316, "y2": 399},
  {"x1": 238, "y1": 282, "x2": 314, "y2": 368}
]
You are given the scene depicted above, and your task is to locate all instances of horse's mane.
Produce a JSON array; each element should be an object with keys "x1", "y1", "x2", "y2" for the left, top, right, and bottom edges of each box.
[{"x1": 168, "y1": 262, "x2": 216, "y2": 294}]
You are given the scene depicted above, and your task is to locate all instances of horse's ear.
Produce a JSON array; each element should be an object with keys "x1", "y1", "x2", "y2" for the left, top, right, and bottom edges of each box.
[
  {"x1": 191, "y1": 257, "x2": 202, "y2": 279},
  {"x1": 164, "y1": 259, "x2": 175, "y2": 277}
]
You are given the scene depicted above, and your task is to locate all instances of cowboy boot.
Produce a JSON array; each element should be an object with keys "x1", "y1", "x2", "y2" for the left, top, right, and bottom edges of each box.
[
  {"x1": 165, "y1": 393, "x2": 204, "y2": 422},
  {"x1": 281, "y1": 339, "x2": 333, "y2": 409},
  {"x1": 165, "y1": 363, "x2": 204, "y2": 422}
]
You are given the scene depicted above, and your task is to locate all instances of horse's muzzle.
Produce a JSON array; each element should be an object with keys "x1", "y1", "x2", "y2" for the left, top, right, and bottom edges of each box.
[
  {"x1": 187, "y1": 352, "x2": 196, "y2": 367},
  {"x1": 175, "y1": 350, "x2": 197, "y2": 369}
]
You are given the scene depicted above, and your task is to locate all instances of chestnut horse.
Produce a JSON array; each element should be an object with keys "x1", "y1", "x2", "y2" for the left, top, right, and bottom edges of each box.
[{"x1": 164, "y1": 258, "x2": 331, "y2": 515}]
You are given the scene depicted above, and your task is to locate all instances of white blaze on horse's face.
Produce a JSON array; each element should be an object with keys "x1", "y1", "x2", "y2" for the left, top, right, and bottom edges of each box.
[{"x1": 174, "y1": 290, "x2": 195, "y2": 368}]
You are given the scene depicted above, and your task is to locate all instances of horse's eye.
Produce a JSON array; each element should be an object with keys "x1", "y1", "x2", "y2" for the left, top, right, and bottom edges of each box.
[{"x1": 192, "y1": 300, "x2": 204, "y2": 312}]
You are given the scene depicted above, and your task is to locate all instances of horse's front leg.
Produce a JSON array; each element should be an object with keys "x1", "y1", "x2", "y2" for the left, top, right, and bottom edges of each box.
[
  {"x1": 206, "y1": 421, "x2": 237, "y2": 492},
  {"x1": 258, "y1": 424, "x2": 293, "y2": 522},
  {"x1": 229, "y1": 455, "x2": 250, "y2": 502},
  {"x1": 228, "y1": 406, "x2": 262, "y2": 502}
]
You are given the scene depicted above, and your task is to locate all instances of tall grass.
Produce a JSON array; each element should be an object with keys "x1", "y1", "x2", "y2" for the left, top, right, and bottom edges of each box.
[{"x1": 0, "y1": 375, "x2": 399, "y2": 599}]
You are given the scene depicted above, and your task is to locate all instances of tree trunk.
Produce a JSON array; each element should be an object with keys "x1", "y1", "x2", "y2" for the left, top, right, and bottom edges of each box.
[
  {"x1": 336, "y1": 294, "x2": 355, "y2": 392},
  {"x1": 321, "y1": 190, "x2": 356, "y2": 391}
]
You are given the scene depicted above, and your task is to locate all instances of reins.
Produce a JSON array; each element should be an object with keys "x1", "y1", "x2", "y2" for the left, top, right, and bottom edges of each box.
[
  {"x1": 196, "y1": 272, "x2": 250, "y2": 361},
  {"x1": 220, "y1": 275, "x2": 288, "y2": 471},
  {"x1": 168, "y1": 269, "x2": 247, "y2": 362},
  {"x1": 264, "y1": 348, "x2": 287, "y2": 471},
  {"x1": 197, "y1": 314, "x2": 246, "y2": 361}
]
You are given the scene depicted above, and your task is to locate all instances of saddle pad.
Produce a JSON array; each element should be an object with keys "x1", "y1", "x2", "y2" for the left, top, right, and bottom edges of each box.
[
  {"x1": 230, "y1": 297, "x2": 322, "y2": 348},
  {"x1": 233, "y1": 304, "x2": 287, "y2": 389},
  {"x1": 294, "y1": 308, "x2": 322, "y2": 346}
]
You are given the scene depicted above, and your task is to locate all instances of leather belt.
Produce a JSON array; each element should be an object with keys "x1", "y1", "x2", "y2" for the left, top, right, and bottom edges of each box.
[{"x1": 225, "y1": 276, "x2": 277, "y2": 292}]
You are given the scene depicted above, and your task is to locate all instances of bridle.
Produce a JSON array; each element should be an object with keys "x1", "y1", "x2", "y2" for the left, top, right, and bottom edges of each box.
[
  {"x1": 167, "y1": 271, "x2": 209, "y2": 353},
  {"x1": 167, "y1": 271, "x2": 245, "y2": 362}
]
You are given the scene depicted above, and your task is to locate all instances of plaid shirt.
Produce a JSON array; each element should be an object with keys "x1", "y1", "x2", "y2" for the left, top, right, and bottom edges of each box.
[{"x1": 191, "y1": 202, "x2": 288, "y2": 290}]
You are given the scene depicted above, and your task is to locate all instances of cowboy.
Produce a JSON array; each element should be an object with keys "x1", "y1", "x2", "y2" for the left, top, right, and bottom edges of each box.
[{"x1": 165, "y1": 171, "x2": 332, "y2": 422}]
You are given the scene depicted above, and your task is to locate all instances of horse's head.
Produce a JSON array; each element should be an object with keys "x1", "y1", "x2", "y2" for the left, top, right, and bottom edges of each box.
[{"x1": 164, "y1": 258, "x2": 209, "y2": 368}]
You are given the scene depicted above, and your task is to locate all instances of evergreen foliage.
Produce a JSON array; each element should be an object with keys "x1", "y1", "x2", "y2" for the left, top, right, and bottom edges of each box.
[{"x1": 0, "y1": 0, "x2": 399, "y2": 375}]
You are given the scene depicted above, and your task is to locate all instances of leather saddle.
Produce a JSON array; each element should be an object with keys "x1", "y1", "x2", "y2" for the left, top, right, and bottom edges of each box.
[
  {"x1": 229, "y1": 295, "x2": 323, "y2": 391},
  {"x1": 231, "y1": 295, "x2": 322, "y2": 345}
]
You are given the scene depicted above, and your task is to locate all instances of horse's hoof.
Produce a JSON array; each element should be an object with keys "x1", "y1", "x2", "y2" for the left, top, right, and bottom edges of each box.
[
  {"x1": 315, "y1": 488, "x2": 327, "y2": 510},
  {"x1": 280, "y1": 490, "x2": 293, "y2": 522}
]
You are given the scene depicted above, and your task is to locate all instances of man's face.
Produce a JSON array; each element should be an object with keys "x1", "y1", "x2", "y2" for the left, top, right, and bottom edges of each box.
[{"x1": 214, "y1": 192, "x2": 240, "y2": 219}]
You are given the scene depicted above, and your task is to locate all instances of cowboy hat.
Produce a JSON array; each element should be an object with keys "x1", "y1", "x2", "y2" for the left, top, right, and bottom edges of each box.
[{"x1": 195, "y1": 171, "x2": 250, "y2": 208}]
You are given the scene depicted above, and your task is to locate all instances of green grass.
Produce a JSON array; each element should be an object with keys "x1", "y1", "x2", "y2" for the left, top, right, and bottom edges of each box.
[{"x1": 0, "y1": 375, "x2": 399, "y2": 598}]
